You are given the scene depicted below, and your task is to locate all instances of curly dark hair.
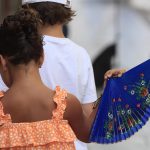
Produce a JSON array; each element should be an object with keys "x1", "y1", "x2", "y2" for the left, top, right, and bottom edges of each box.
[
  {"x1": 22, "y1": 2, "x2": 75, "y2": 25},
  {"x1": 0, "y1": 9, "x2": 43, "y2": 65}
]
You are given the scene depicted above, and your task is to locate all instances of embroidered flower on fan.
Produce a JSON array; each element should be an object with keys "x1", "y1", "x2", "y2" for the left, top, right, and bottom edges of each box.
[
  {"x1": 108, "y1": 113, "x2": 113, "y2": 119},
  {"x1": 136, "y1": 103, "x2": 141, "y2": 108},
  {"x1": 140, "y1": 87, "x2": 149, "y2": 97},
  {"x1": 117, "y1": 111, "x2": 120, "y2": 116},
  {"x1": 112, "y1": 98, "x2": 116, "y2": 102},
  {"x1": 124, "y1": 85, "x2": 128, "y2": 91},
  {"x1": 146, "y1": 98, "x2": 150, "y2": 102},
  {"x1": 140, "y1": 73, "x2": 144, "y2": 77},
  {"x1": 125, "y1": 104, "x2": 129, "y2": 109},
  {"x1": 118, "y1": 124, "x2": 125, "y2": 131},
  {"x1": 145, "y1": 96, "x2": 150, "y2": 106},
  {"x1": 141, "y1": 80, "x2": 146, "y2": 86},
  {"x1": 106, "y1": 132, "x2": 112, "y2": 139},
  {"x1": 127, "y1": 73, "x2": 150, "y2": 100},
  {"x1": 118, "y1": 98, "x2": 122, "y2": 102},
  {"x1": 127, "y1": 109, "x2": 132, "y2": 115},
  {"x1": 131, "y1": 90, "x2": 135, "y2": 95},
  {"x1": 137, "y1": 119, "x2": 142, "y2": 125},
  {"x1": 121, "y1": 110, "x2": 125, "y2": 115},
  {"x1": 108, "y1": 121, "x2": 113, "y2": 131},
  {"x1": 127, "y1": 119, "x2": 133, "y2": 127}
]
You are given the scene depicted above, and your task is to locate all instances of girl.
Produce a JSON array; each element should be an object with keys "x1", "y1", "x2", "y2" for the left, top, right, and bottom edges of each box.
[{"x1": 0, "y1": 9, "x2": 124, "y2": 149}]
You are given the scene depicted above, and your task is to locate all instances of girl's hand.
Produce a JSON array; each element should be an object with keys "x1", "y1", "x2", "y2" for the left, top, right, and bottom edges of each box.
[{"x1": 104, "y1": 68, "x2": 126, "y2": 80}]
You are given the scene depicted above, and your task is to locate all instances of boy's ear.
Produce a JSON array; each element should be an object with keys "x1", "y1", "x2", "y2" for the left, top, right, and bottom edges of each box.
[{"x1": 0, "y1": 55, "x2": 7, "y2": 71}]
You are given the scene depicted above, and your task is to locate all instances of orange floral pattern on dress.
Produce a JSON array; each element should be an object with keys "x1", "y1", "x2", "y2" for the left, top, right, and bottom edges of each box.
[{"x1": 0, "y1": 86, "x2": 76, "y2": 149}]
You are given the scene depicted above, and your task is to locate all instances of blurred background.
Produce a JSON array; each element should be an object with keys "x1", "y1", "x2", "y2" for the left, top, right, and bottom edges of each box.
[{"x1": 0, "y1": 0, "x2": 150, "y2": 149}]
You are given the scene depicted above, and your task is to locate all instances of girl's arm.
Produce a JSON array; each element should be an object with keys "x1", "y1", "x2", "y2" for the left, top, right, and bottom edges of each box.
[{"x1": 64, "y1": 93, "x2": 98, "y2": 143}]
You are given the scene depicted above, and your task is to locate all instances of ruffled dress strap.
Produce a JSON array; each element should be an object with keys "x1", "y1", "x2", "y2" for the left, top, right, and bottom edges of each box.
[
  {"x1": 0, "y1": 91, "x2": 4, "y2": 116},
  {"x1": 52, "y1": 86, "x2": 67, "y2": 120},
  {"x1": 0, "y1": 91, "x2": 11, "y2": 126}
]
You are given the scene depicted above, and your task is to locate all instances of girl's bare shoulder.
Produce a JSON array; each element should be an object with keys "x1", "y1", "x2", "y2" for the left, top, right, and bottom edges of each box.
[{"x1": 64, "y1": 93, "x2": 83, "y2": 121}]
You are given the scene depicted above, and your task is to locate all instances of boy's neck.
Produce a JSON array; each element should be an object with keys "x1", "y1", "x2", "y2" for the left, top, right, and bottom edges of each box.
[{"x1": 40, "y1": 24, "x2": 65, "y2": 38}]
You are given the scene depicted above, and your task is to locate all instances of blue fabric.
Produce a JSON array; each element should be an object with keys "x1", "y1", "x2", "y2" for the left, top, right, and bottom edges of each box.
[{"x1": 89, "y1": 59, "x2": 150, "y2": 144}]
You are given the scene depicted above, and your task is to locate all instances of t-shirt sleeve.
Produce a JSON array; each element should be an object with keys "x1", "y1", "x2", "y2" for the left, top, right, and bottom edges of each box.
[{"x1": 78, "y1": 50, "x2": 97, "y2": 104}]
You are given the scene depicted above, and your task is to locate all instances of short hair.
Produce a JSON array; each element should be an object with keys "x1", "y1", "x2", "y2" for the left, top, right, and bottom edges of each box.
[{"x1": 22, "y1": 2, "x2": 76, "y2": 25}]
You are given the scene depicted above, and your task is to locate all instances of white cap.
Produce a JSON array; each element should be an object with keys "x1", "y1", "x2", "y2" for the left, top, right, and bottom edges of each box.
[{"x1": 22, "y1": 0, "x2": 70, "y2": 6}]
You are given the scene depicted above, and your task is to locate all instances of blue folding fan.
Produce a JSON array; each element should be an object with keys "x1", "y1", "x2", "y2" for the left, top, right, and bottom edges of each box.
[{"x1": 90, "y1": 59, "x2": 150, "y2": 144}]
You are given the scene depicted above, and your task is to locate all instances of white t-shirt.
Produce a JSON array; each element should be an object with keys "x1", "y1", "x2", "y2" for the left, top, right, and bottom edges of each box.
[
  {"x1": 40, "y1": 35, "x2": 97, "y2": 104},
  {"x1": 0, "y1": 35, "x2": 97, "y2": 150}
]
